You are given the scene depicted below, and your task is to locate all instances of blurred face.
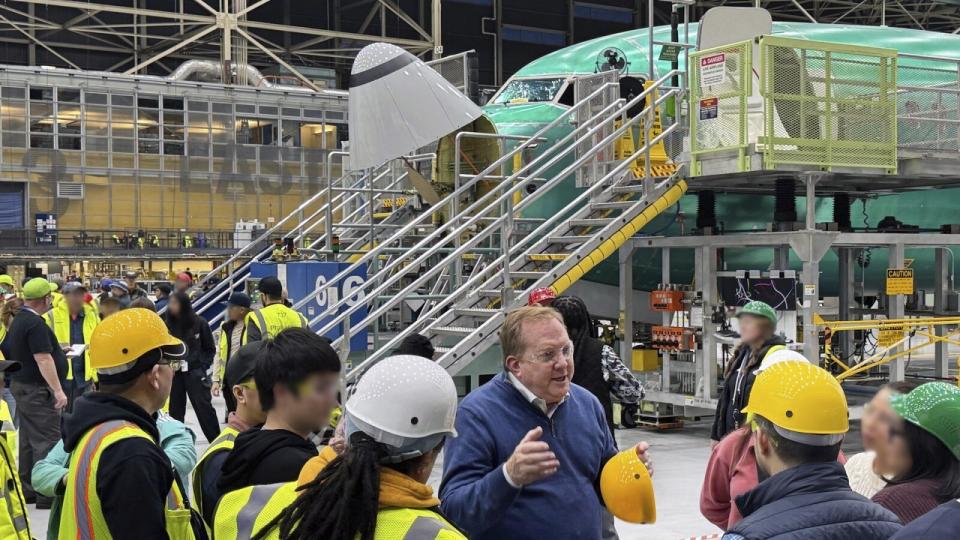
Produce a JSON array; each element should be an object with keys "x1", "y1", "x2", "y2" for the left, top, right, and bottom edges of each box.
[
  {"x1": 125, "y1": 277, "x2": 137, "y2": 288},
  {"x1": 277, "y1": 372, "x2": 340, "y2": 434},
  {"x1": 110, "y1": 286, "x2": 127, "y2": 298},
  {"x1": 738, "y1": 314, "x2": 769, "y2": 346},
  {"x1": 877, "y1": 415, "x2": 913, "y2": 477},
  {"x1": 861, "y1": 388, "x2": 897, "y2": 452},
  {"x1": 228, "y1": 305, "x2": 247, "y2": 322},
  {"x1": 144, "y1": 363, "x2": 175, "y2": 412},
  {"x1": 0, "y1": 284, "x2": 13, "y2": 294},
  {"x1": 168, "y1": 295, "x2": 182, "y2": 316},
  {"x1": 506, "y1": 317, "x2": 574, "y2": 405},
  {"x1": 65, "y1": 290, "x2": 85, "y2": 313},
  {"x1": 174, "y1": 280, "x2": 189, "y2": 293}
]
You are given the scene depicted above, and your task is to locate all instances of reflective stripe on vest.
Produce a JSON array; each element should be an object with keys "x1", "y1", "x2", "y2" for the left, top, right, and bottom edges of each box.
[
  {"x1": 403, "y1": 515, "x2": 455, "y2": 540},
  {"x1": 236, "y1": 483, "x2": 280, "y2": 540},
  {"x1": 253, "y1": 309, "x2": 270, "y2": 339},
  {"x1": 192, "y1": 427, "x2": 239, "y2": 515},
  {"x1": 0, "y1": 435, "x2": 29, "y2": 539},
  {"x1": 62, "y1": 420, "x2": 191, "y2": 540}
]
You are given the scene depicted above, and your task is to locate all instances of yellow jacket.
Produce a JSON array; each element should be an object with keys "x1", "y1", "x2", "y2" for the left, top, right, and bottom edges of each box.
[{"x1": 0, "y1": 422, "x2": 30, "y2": 539}]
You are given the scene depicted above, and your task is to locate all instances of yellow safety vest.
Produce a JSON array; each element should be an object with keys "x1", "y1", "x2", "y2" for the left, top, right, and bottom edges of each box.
[
  {"x1": 0, "y1": 424, "x2": 29, "y2": 539},
  {"x1": 45, "y1": 302, "x2": 100, "y2": 382},
  {"x1": 217, "y1": 322, "x2": 245, "y2": 382},
  {"x1": 59, "y1": 420, "x2": 195, "y2": 540},
  {"x1": 191, "y1": 425, "x2": 239, "y2": 524},
  {"x1": 214, "y1": 481, "x2": 465, "y2": 540},
  {"x1": 0, "y1": 400, "x2": 16, "y2": 468},
  {"x1": 242, "y1": 304, "x2": 307, "y2": 344}
]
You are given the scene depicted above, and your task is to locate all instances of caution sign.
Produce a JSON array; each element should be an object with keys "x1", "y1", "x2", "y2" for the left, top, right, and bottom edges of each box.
[
  {"x1": 878, "y1": 326, "x2": 905, "y2": 348},
  {"x1": 699, "y1": 97, "x2": 718, "y2": 120},
  {"x1": 699, "y1": 53, "x2": 726, "y2": 86},
  {"x1": 886, "y1": 268, "x2": 914, "y2": 295}
]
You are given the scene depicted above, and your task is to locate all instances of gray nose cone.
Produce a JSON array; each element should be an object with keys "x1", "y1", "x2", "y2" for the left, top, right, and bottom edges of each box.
[{"x1": 348, "y1": 42, "x2": 483, "y2": 171}]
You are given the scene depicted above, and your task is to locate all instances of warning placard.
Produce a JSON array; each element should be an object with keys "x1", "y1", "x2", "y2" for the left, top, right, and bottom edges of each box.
[
  {"x1": 886, "y1": 268, "x2": 914, "y2": 295},
  {"x1": 699, "y1": 53, "x2": 726, "y2": 86},
  {"x1": 878, "y1": 326, "x2": 905, "y2": 348},
  {"x1": 699, "y1": 97, "x2": 718, "y2": 120}
]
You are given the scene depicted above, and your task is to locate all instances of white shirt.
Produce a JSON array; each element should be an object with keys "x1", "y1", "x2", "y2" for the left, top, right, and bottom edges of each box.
[
  {"x1": 502, "y1": 372, "x2": 570, "y2": 488},
  {"x1": 845, "y1": 451, "x2": 889, "y2": 499}
]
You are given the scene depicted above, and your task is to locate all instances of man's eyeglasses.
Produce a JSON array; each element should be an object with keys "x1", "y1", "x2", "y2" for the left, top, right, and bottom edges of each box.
[
  {"x1": 158, "y1": 358, "x2": 183, "y2": 372},
  {"x1": 526, "y1": 343, "x2": 573, "y2": 365}
]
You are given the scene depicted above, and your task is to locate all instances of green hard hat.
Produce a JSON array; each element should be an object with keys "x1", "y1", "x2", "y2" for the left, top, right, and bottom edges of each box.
[
  {"x1": 21, "y1": 277, "x2": 52, "y2": 300},
  {"x1": 890, "y1": 382, "x2": 960, "y2": 461},
  {"x1": 736, "y1": 301, "x2": 777, "y2": 324}
]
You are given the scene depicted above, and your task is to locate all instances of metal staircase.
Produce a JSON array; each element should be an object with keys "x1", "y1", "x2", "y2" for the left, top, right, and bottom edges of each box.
[{"x1": 290, "y1": 69, "x2": 688, "y2": 382}]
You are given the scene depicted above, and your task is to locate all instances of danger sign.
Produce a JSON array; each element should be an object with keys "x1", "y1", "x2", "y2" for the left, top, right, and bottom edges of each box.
[
  {"x1": 700, "y1": 53, "x2": 726, "y2": 86},
  {"x1": 878, "y1": 326, "x2": 905, "y2": 348},
  {"x1": 886, "y1": 268, "x2": 914, "y2": 295}
]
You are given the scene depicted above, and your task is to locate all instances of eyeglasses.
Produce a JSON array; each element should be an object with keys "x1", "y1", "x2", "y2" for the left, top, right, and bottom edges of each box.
[
  {"x1": 526, "y1": 343, "x2": 574, "y2": 365},
  {"x1": 158, "y1": 358, "x2": 183, "y2": 371}
]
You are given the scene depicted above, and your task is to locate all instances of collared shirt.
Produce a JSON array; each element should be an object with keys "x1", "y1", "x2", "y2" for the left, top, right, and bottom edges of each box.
[
  {"x1": 507, "y1": 372, "x2": 568, "y2": 418},
  {"x1": 502, "y1": 372, "x2": 569, "y2": 489}
]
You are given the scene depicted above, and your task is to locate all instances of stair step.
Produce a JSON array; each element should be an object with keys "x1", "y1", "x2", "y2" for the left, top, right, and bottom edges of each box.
[
  {"x1": 477, "y1": 289, "x2": 502, "y2": 297},
  {"x1": 508, "y1": 270, "x2": 546, "y2": 280},
  {"x1": 548, "y1": 235, "x2": 592, "y2": 244},
  {"x1": 527, "y1": 253, "x2": 568, "y2": 262},
  {"x1": 432, "y1": 326, "x2": 476, "y2": 336},
  {"x1": 434, "y1": 345, "x2": 452, "y2": 355},
  {"x1": 454, "y1": 307, "x2": 499, "y2": 317},
  {"x1": 611, "y1": 184, "x2": 647, "y2": 194},
  {"x1": 592, "y1": 200, "x2": 636, "y2": 211},
  {"x1": 569, "y1": 218, "x2": 612, "y2": 227}
]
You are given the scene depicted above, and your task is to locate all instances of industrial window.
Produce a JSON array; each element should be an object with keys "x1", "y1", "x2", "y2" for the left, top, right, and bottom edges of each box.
[
  {"x1": 501, "y1": 26, "x2": 566, "y2": 47},
  {"x1": 574, "y1": 3, "x2": 633, "y2": 24},
  {"x1": 236, "y1": 117, "x2": 275, "y2": 146},
  {"x1": 492, "y1": 78, "x2": 565, "y2": 104}
]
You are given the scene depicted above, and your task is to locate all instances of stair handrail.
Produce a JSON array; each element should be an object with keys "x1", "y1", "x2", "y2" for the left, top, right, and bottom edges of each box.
[
  {"x1": 315, "y1": 78, "x2": 680, "y2": 345},
  {"x1": 341, "y1": 96, "x2": 681, "y2": 378},
  {"x1": 189, "y1": 160, "x2": 402, "y2": 314},
  {"x1": 200, "y1": 164, "x2": 419, "y2": 325},
  {"x1": 286, "y1": 73, "x2": 640, "y2": 315}
]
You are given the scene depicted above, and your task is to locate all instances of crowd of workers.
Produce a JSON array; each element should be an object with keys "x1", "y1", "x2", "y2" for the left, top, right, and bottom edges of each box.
[{"x1": 0, "y1": 267, "x2": 953, "y2": 538}]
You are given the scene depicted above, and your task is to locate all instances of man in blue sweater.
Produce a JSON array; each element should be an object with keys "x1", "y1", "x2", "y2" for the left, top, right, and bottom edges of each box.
[{"x1": 440, "y1": 305, "x2": 653, "y2": 539}]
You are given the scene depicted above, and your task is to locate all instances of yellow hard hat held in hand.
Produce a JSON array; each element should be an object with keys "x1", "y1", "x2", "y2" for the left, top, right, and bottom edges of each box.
[{"x1": 600, "y1": 447, "x2": 656, "y2": 524}]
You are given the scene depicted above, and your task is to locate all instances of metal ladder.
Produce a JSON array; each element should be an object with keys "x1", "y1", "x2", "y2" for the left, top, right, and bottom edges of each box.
[{"x1": 294, "y1": 69, "x2": 687, "y2": 381}]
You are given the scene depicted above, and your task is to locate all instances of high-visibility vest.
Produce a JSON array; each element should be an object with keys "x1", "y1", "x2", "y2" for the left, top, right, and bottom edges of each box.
[
  {"x1": 0, "y1": 425, "x2": 29, "y2": 539},
  {"x1": 214, "y1": 481, "x2": 466, "y2": 540},
  {"x1": 242, "y1": 304, "x2": 307, "y2": 344},
  {"x1": 191, "y1": 426, "x2": 239, "y2": 525},
  {"x1": 217, "y1": 322, "x2": 244, "y2": 382},
  {"x1": 59, "y1": 420, "x2": 195, "y2": 540},
  {"x1": 0, "y1": 400, "x2": 16, "y2": 468},
  {"x1": 45, "y1": 302, "x2": 100, "y2": 382}
]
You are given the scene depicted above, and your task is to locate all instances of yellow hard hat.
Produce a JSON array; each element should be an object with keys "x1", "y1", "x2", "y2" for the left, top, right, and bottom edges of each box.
[
  {"x1": 89, "y1": 308, "x2": 185, "y2": 370},
  {"x1": 600, "y1": 448, "x2": 656, "y2": 524},
  {"x1": 742, "y1": 360, "x2": 848, "y2": 438}
]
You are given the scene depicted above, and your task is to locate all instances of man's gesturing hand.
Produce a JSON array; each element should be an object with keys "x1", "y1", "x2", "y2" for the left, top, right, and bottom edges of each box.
[{"x1": 505, "y1": 426, "x2": 560, "y2": 487}]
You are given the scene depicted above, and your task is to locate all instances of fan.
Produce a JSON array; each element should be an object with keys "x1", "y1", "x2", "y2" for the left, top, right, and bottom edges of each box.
[{"x1": 596, "y1": 47, "x2": 629, "y2": 75}]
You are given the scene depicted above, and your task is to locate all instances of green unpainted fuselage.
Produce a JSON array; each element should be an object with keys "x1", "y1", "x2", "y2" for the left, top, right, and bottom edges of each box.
[{"x1": 481, "y1": 22, "x2": 960, "y2": 294}]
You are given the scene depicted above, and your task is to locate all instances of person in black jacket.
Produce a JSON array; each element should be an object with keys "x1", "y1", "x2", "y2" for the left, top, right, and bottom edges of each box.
[
  {"x1": 722, "y1": 361, "x2": 902, "y2": 540},
  {"x1": 217, "y1": 327, "x2": 340, "y2": 494},
  {"x1": 163, "y1": 291, "x2": 220, "y2": 443},
  {"x1": 60, "y1": 307, "x2": 206, "y2": 539},
  {"x1": 711, "y1": 301, "x2": 786, "y2": 445}
]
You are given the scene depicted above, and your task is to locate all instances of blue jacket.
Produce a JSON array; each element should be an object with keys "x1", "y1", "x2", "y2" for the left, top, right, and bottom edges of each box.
[
  {"x1": 723, "y1": 462, "x2": 902, "y2": 540},
  {"x1": 439, "y1": 372, "x2": 617, "y2": 540},
  {"x1": 890, "y1": 499, "x2": 960, "y2": 539}
]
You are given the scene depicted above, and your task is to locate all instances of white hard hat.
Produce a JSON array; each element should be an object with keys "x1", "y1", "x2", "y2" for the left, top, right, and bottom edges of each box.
[
  {"x1": 345, "y1": 355, "x2": 458, "y2": 460},
  {"x1": 758, "y1": 348, "x2": 808, "y2": 372}
]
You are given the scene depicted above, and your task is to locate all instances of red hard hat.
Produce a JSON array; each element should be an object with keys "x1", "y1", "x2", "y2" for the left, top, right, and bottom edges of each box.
[
  {"x1": 528, "y1": 287, "x2": 557, "y2": 306},
  {"x1": 176, "y1": 272, "x2": 192, "y2": 283}
]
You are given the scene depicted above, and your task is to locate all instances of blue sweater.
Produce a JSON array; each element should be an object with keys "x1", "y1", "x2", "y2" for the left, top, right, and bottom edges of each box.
[{"x1": 439, "y1": 372, "x2": 617, "y2": 539}]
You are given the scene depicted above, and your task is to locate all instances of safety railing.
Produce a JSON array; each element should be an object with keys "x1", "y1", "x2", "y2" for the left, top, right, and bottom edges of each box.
[
  {"x1": 896, "y1": 52, "x2": 960, "y2": 153},
  {"x1": 301, "y1": 70, "x2": 682, "y2": 357},
  {"x1": 0, "y1": 228, "x2": 237, "y2": 251},
  {"x1": 426, "y1": 50, "x2": 476, "y2": 99},
  {"x1": 689, "y1": 39, "x2": 752, "y2": 175},
  {"x1": 688, "y1": 36, "x2": 900, "y2": 175},
  {"x1": 759, "y1": 36, "x2": 898, "y2": 173},
  {"x1": 193, "y1": 161, "x2": 416, "y2": 321}
]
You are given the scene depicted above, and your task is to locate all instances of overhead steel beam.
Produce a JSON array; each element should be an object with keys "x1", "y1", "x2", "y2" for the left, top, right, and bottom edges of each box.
[
  {"x1": 125, "y1": 23, "x2": 219, "y2": 74},
  {"x1": 378, "y1": 0, "x2": 433, "y2": 41},
  {"x1": 6, "y1": 0, "x2": 214, "y2": 24},
  {"x1": 0, "y1": 12, "x2": 80, "y2": 68},
  {"x1": 235, "y1": 26, "x2": 322, "y2": 91}
]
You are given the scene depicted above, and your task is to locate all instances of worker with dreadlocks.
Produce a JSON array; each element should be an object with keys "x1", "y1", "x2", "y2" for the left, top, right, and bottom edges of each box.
[
  {"x1": 213, "y1": 354, "x2": 464, "y2": 539},
  {"x1": 550, "y1": 296, "x2": 643, "y2": 434}
]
